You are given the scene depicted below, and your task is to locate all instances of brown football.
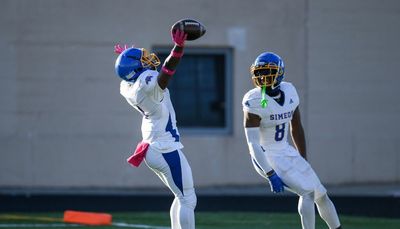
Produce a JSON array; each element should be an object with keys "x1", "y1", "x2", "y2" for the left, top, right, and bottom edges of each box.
[{"x1": 171, "y1": 19, "x2": 206, "y2": 41}]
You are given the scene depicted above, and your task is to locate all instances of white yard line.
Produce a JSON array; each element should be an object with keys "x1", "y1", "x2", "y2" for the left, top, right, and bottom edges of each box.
[{"x1": 113, "y1": 222, "x2": 170, "y2": 229}]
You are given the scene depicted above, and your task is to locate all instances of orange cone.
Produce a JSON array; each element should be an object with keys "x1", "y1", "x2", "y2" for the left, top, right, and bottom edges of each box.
[{"x1": 63, "y1": 210, "x2": 112, "y2": 225}]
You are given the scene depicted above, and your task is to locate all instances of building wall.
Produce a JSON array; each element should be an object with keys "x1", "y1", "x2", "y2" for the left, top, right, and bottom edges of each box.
[
  {"x1": 307, "y1": 0, "x2": 400, "y2": 183},
  {"x1": 0, "y1": 0, "x2": 399, "y2": 190}
]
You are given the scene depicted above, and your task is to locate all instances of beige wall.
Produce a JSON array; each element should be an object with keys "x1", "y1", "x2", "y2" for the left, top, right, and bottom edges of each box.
[
  {"x1": 307, "y1": 0, "x2": 400, "y2": 183},
  {"x1": 0, "y1": 0, "x2": 399, "y2": 190}
]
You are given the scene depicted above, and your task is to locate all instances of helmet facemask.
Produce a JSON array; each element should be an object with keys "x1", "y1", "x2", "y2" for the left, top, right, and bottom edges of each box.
[
  {"x1": 250, "y1": 63, "x2": 283, "y2": 89},
  {"x1": 249, "y1": 52, "x2": 285, "y2": 108},
  {"x1": 140, "y1": 48, "x2": 161, "y2": 69}
]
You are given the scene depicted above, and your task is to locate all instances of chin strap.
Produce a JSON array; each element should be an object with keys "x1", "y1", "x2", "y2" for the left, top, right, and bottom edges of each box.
[{"x1": 261, "y1": 85, "x2": 268, "y2": 108}]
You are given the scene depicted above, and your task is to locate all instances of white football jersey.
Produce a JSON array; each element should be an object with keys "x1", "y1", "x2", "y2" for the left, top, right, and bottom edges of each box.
[
  {"x1": 242, "y1": 82, "x2": 299, "y2": 154},
  {"x1": 120, "y1": 69, "x2": 183, "y2": 153}
]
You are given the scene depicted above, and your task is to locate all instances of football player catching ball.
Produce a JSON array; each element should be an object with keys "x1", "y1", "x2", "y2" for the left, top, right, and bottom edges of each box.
[{"x1": 114, "y1": 28, "x2": 196, "y2": 229}]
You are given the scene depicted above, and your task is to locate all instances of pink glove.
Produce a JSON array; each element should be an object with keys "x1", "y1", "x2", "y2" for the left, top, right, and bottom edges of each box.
[
  {"x1": 171, "y1": 29, "x2": 187, "y2": 47},
  {"x1": 114, "y1": 44, "x2": 134, "y2": 54}
]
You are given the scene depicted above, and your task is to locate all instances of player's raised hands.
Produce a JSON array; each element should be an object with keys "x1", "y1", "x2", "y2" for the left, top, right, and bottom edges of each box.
[
  {"x1": 171, "y1": 29, "x2": 187, "y2": 47},
  {"x1": 267, "y1": 170, "x2": 285, "y2": 193},
  {"x1": 114, "y1": 44, "x2": 135, "y2": 54}
]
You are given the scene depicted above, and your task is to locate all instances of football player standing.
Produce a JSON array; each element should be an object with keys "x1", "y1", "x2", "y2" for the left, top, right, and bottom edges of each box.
[
  {"x1": 114, "y1": 29, "x2": 196, "y2": 229},
  {"x1": 242, "y1": 52, "x2": 342, "y2": 229}
]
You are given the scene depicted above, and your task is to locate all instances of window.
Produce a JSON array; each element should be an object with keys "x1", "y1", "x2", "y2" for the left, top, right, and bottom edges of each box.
[{"x1": 153, "y1": 47, "x2": 233, "y2": 134}]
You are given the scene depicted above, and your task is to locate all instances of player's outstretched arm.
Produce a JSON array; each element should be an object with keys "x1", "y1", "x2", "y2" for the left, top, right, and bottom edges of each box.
[
  {"x1": 244, "y1": 111, "x2": 285, "y2": 193},
  {"x1": 291, "y1": 107, "x2": 307, "y2": 159},
  {"x1": 157, "y1": 29, "x2": 187, "y2": 90}
]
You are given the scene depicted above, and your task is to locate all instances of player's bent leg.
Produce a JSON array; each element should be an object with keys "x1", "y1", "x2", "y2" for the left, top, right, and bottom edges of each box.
[
  {"x1": 145, "y1": 148, "x2": 196, "y2": 229},
  {"x1": 298, "y1": 192, "x2": 316, "y2": 229},
  {"x1": 271, "y1": 155, "x2": 327, "y2": 198},
  {"x1": 169, "y1": 192, "x2": 196, "y2": 229},
  {"x1": 170, "y1": 197, "x2": 180, "y2": 229},
  {"x1": 315, "y1": 193, "x2": 341, "y2": 229},
  {"x1": 268, "y1": 155, "x2": 328, "y2": 229},
  {"x1": 174, "y1": 150, "x2": 196, "y2": 229},
  {"x1": 177, "y1": 187, "x2": 197, "y2": 229}
]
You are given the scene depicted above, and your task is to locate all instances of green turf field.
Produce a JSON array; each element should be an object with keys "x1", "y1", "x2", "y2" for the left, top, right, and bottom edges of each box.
[{"x1": 1, "y1": 212, "x2": 400, "y2": 229}]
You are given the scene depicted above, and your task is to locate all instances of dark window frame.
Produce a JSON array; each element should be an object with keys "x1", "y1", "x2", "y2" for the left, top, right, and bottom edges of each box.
[{"x1": 152, "y1": 46, "x2": 233, "y2": 135}]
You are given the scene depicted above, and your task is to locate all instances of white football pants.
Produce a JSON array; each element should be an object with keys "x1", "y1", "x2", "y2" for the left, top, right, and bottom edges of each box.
[
  {"x1": 145, "y1": 148, "x2": 196, "y2": 229},
  {"x1": 251, "y1": 149, "x2": 327, "y2": 199},
  {"x1": 251, "y1": 146, "x2": 341, "y2": 229}
]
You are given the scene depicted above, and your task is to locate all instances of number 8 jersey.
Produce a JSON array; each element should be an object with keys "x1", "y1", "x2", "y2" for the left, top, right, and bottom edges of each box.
[
  {"x1": 242, "y1": 82, "x2": 299, "y2": 154},
  {"x1": 120, "y1": 69, "x2": 183, "y2": 153}
]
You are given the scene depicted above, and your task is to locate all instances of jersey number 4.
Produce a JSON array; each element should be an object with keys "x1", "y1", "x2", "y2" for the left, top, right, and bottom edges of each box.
[{"x1": 275, "y1": 123, "x2": 285, "y2": 141}]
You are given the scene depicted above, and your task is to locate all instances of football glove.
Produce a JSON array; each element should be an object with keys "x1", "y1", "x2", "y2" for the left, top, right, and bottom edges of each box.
[
  {"x1": 171, "y1": 29, "x2": 187, "y2": 47},
  {"x1": 267, "y1": 170, "x2": 285, "y2": 193}
]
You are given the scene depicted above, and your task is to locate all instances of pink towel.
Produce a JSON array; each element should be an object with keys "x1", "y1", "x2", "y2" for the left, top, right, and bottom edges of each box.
[{"x1": 127, "y1": 142, "x2": 150, "y2": 167}]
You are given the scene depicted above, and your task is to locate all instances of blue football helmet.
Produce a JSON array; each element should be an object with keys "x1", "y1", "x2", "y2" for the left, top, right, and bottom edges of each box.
[
  {"x1": 250, "y1": 52, "x2": 285, "y2": 92},
  {"x1": 115, "y1": 48, "x2": 160, "y2": 82}
]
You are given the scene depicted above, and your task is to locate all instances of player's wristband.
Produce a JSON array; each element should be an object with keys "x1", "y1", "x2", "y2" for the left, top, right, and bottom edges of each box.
[
  {"x1": 161, "y1": 66, "x2": 176, "y2": 76},
  {"x1": 171, "y1": 51, "x2": 184, "y2": 58}
]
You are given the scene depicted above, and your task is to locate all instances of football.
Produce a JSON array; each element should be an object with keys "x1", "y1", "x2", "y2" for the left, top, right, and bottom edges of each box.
[{"x1": 171, "y1": 18, "x2": 206, "y2": 41}]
